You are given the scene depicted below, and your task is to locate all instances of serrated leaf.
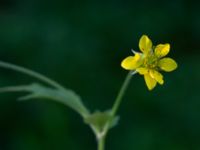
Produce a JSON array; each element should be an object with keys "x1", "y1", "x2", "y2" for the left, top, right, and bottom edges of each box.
[
  {"x1": 0, "y1": 83, "x2": 89, "y2": 117},
  {"x1": 84, "y1": 110, "x2": 119, "y2": 134}
]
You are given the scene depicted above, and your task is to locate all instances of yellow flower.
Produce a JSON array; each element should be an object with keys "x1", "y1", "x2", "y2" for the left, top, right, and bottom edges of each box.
[{"x1": 121, "y1": 35, "x2": 178, "y2": 90}]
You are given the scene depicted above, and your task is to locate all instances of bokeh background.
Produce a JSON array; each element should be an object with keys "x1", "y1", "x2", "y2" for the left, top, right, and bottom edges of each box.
[{"x1": 0, "y1": 0, "x2": 200, "y2": 150}]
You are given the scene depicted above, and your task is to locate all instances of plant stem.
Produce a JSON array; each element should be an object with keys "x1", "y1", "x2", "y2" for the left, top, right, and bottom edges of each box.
[
  {"x1": 98, "y1": 136, "x2": 105, "y2": 150},
  {"x1": 0, "y1": 61, "x2": 65, "y2": 90},
  {"x1": 110, "y1": 71, "x2": 134, "y2": 116},
  {"x1": 96, "y1": 71, "x2": 135, "y2": 150}
]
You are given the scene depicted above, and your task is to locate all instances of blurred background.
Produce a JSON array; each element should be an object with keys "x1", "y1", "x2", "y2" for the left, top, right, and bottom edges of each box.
[{"x1": 0, "y1": 0, "x2": 200, "y2": 150}]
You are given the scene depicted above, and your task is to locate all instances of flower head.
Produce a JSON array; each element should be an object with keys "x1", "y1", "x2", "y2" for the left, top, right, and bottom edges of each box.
[{"x1": 121, "y1": 35, "x2": 178, "y2": 90}]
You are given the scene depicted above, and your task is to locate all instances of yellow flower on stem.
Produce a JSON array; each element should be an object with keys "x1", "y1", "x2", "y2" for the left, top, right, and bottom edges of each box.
[{"x1": 121, "y1": 35, "x2": 178, "y2": 90}]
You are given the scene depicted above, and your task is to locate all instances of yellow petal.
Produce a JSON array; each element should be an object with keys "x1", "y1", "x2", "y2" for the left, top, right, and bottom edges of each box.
[
  {"x1": 158, "y1": 58, "x2": 178, "y2": 72},
  {"x1": 136, "y1": 67, "x2": 148, "y2": 75},
  {"x1": 121, "y1": 54, "x2": 141, "y2": 70},
  {"x1": 155, "y1": 44, "x2": 170, "y2": 58},
  {"x1": 149, "y1": 70, "x2": 164, "y2": 85},
  {"x1": 139, "y1": 35, "x2": 152, "y2": 54},
  {"x1": 144, "y1": 73, "x2": 157, "y2": 90}
]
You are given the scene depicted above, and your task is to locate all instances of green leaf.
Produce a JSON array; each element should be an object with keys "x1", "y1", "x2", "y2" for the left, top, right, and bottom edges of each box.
[
  {"x1": 84, "y1": 110, "x2": 119, "y2": 134},
  {"x1": 0, "y1": 83, "x2": 89, "y2": 117}
]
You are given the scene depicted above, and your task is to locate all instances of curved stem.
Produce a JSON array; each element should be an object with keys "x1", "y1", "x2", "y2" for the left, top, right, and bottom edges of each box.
[
  {"x1": 0, "y1": 61, "x2": 65, "y2": 90},
  {"x1": 110, "y1": 71, "x2": 134, "y2": 116}
]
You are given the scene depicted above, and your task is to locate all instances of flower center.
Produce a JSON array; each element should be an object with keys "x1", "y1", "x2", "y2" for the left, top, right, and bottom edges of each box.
[{"x1": 144, "y1": 54, "x2": 158, "y2": 69}]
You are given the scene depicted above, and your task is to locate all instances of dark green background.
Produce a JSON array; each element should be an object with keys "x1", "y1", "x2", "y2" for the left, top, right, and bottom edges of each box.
[{"x1": 0, "y1": 0, "x2": 200, "y2": 150}]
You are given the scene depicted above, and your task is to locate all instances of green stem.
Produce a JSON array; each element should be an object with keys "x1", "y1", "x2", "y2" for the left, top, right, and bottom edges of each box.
[
  {"x1": 0, "y1": 61, "x2": 65, "y2": 90},
  {"x1": 98, "y1": 136, "x2": 105, "y2": 150},
  {"x1": 96, "y1": 71, "x2": 135, "y2": 150},
  {"x1": 110, "y1": 71, "x2": 134, "y2": 116}
]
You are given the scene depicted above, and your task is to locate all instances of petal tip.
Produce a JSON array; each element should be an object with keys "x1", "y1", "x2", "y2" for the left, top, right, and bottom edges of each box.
[{"x1": 158, "y1": 58, "x2": 178, "y2": 72}]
